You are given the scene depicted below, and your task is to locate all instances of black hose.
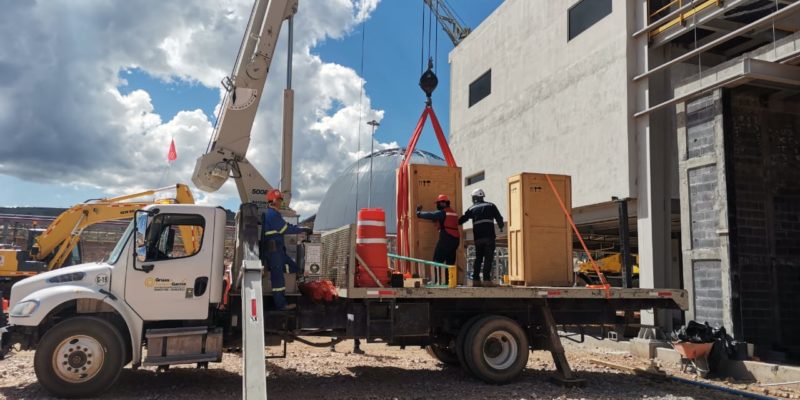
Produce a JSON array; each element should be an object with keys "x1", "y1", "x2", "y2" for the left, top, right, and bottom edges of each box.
[{"x1": 670, "y1": 375, "x2": 777, "y2": 400}]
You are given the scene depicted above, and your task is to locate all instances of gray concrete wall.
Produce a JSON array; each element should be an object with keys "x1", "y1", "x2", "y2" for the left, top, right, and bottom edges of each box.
[{"x1": 448, "y1": 0, "x2": 634, "y2": 217}]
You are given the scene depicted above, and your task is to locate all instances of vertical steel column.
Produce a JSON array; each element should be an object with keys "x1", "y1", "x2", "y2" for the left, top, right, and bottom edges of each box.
[{"x1": 616, "y1": 197, "x2": 633, "y2": 288}]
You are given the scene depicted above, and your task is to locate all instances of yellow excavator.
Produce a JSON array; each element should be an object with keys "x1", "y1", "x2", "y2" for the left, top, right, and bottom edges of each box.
[{"x1": 0, "y1": 184, "x2": 196, "y2": 297}]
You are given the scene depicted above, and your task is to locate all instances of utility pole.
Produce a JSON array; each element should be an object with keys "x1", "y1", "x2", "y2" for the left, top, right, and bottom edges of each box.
[{"x1": 367, "y1": 120, "x2": 380, "y2": 208}]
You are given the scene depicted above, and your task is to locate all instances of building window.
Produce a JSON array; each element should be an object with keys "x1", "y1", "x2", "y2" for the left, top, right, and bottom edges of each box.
[
  {"x1": 568, "y1": 0, "x2": 612, "y2": 41},
  {"x1": 468, "y1": 70, "x2": 491, "y2": 107},
  {"x1": 466, "y1": 171, "x2": 485, "y2": 186}
]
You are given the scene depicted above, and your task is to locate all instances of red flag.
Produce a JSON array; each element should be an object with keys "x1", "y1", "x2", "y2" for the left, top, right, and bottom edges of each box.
[{"x1": 167, "y1": 139, "x2": 177, "y2": 162}]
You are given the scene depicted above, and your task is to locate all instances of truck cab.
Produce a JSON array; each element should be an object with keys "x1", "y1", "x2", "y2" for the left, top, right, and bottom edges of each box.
[{"x1": 2, "y1": 204, "x2": 227, "y2": 398}]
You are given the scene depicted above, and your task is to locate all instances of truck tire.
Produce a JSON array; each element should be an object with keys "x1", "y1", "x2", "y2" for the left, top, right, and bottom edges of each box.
[
  {"x1": 462, "y1": 315, "x2": 529, "y2": 384},
  {"x1": 34, "y1": 316, "x2": 125, "y2": 398},
  {"x1": 425, "y1": 344, "x2": 459, "y2": 365},
  {"x1": 455, "y1": 314, "x2": 487, "y2": 370}
]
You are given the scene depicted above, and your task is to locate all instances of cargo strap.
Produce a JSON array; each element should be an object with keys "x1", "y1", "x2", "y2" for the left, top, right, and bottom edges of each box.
[{"x1": 544, "y1": 174, "x2": 611, "y2": 297}]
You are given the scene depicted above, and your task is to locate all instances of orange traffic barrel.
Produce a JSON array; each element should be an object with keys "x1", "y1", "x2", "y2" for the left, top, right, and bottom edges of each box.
[{"x1": 355, "y1": 208, "x2": 390, "y2": 287}]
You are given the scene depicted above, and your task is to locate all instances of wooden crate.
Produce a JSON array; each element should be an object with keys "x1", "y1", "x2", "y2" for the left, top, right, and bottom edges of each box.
[
  {"x1": 400, "y1": 164, "x2": 466, "y2": 284},
  {"x1": 507, "y1": 173, "x2": 573, "y2": 286}
]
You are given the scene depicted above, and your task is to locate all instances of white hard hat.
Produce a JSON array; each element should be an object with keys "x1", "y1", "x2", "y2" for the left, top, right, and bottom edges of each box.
[{"x1": 471, "y1": 188, "x2": 485, "y2": 198}]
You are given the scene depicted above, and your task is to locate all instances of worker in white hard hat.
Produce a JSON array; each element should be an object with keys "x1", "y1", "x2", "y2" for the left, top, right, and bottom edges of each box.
[{"x1": 459, "y1": 188, "x2": 504, "y2": 287}]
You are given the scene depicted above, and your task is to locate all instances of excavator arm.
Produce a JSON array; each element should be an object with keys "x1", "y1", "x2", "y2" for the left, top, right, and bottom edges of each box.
[
  {"x1": 192, "y1": 0, "x2": 298, "y2": 209},
  {"x1": 31, "y1": 184, "x2": 197, "y2": 270}
]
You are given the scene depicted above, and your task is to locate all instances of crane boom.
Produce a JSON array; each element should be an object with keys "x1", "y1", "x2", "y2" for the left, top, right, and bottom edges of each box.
[
  {"x1": 192, "y1": 0, "x2": 298, "y2": 208},
  {"x1": 423, "y1": 0, "x2": 472, "y2": 46}
]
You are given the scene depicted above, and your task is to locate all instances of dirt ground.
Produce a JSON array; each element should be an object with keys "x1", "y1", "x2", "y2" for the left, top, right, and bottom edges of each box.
[{"x1": 1, "y1": 338, "x2": 798, "y2": 399}]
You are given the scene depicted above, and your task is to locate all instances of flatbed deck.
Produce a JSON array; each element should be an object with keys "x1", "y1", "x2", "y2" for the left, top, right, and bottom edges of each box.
[{"x1": 338, "y1": 286, "x2": 688, "y2": 309}]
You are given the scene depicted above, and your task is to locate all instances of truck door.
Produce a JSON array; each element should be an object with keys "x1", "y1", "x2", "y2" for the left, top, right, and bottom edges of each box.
[{"x1": 125, "y1": 212, "x2": 212, "y2": 321}]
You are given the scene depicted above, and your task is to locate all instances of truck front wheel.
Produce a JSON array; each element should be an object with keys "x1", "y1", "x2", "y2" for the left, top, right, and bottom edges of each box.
[
  {"x1": 34, "y1": 316, "x2": 125, "y2": 398},
  {"x1": 463, "y1": 316, "x2": 529, "y2": 384}
]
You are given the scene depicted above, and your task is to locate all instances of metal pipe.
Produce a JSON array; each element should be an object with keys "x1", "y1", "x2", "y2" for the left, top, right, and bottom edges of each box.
[
  {"x1": 633, "y1": 1, "x2": 800, "y2": 82},
  {"x1": 280, "y1": 17, "x2": 295, "y2": 205},
  {"x1": 367, "y1": 120, "x2": 379, "y2": 208},
  {"x1": 286, "y1": 17, "x2": 293, "y2": 90}
]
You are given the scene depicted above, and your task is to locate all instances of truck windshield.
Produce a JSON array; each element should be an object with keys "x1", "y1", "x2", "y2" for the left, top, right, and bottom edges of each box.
[{"x1": 107, "y1": 220, "x2": 133, "y2": 264}]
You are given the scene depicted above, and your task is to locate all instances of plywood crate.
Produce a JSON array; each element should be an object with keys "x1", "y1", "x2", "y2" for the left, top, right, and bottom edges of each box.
[
  {"x1": 507, "y1": 173, "x2": 573, "y2": 286},
  {"x1": 400, "y1": 164, "x2": 466, "y2": 284}
]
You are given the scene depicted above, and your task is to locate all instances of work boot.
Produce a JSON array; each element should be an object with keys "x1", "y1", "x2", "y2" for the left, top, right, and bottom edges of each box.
[
  {"x1": 483, "y1": 280, "x2": 497, "y2": 287},
  {"x1": 471, "y1": 280, "x2": 482, "y2": 287}
]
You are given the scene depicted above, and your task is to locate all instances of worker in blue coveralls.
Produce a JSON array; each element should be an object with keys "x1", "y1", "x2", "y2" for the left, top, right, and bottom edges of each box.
[{"x1": 261, "y1": 188, "x2": 311, "y2": 310}]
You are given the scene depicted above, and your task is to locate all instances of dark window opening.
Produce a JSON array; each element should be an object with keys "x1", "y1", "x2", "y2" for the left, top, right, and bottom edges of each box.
[
  {"x1": 466, "y1": 171, "x2": 485, "y2": 186},
  {"x1": 469, "y1": 70, "x2": 491, "y2": 107},
  {"x1": 568, "y1": 0, "x2": 612, "y2": 41}
]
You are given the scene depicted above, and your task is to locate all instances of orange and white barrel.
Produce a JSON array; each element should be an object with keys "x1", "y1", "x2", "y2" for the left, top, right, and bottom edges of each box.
[{"x1": 355, "y1": 208, "x2": 390, "y2": 287}]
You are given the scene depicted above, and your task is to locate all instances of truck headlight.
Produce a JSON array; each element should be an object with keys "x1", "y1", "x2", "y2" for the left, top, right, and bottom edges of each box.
[{"x1": 10, "y1": 300, "x2": 39, "y2": 317}]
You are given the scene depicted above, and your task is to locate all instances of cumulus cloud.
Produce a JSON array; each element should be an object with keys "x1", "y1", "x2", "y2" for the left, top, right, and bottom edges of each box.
[{"x1": 0, "y1": 0, "x2": 386, "y2": 217}]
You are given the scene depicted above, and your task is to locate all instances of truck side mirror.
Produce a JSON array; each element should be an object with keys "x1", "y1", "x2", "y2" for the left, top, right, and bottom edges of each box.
[{"x1": 134, "y1": 211, "x2": 149, "y2": 263}]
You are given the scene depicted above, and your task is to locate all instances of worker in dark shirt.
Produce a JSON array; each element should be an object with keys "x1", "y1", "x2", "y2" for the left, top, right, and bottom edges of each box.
[
  {"x1": 416, "y1": 194, "x2": 461, "y2": 267},
  {"x1": 261, "y1": 189, "x2": 311, "y2": 310},
  {"x1": 459, "y1": 188, "x2": 504, "y2": 287}
]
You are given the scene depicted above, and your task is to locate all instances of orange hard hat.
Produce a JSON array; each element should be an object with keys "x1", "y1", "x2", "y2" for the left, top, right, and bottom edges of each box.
[
  {"x1": 266, "y1": 189, "x2": 284, "y2": 203},
  {"x1": 436, "y1": 194, "x2": 449, "y2": 203}
]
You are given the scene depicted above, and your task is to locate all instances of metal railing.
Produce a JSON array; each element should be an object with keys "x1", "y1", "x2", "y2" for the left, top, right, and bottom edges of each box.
[
  {"x1": 388, "y1": 253, "x2": 456, "y2": 288},
  {"x1": 643, "y1": 0, "x2": 722, "y2": 37}
]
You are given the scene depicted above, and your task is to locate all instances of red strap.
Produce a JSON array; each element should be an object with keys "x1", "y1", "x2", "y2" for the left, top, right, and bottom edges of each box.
[{"x1": 396, "y1": 104, "x2": 458, "y2": 273}]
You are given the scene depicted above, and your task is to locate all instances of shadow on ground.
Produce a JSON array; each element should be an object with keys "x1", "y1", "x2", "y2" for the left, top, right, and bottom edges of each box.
[{"x1": 0, "y1": 363, "x2": 742, "y2": 400}]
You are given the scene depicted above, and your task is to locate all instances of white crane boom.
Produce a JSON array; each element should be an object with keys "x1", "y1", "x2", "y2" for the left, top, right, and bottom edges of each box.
[{"x1": 192, "y1": 0, "x2": 298, "y2": 208}]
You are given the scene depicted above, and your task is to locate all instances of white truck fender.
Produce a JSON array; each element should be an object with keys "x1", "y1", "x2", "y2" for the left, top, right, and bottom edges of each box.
[{"x1": 12, "y1": 285, "x2": 144, "y2": 365}]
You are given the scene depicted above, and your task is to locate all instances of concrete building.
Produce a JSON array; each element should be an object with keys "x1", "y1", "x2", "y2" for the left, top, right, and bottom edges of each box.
[{"x1": 449, "y1": 0, "x2": 800, "y2": 361}]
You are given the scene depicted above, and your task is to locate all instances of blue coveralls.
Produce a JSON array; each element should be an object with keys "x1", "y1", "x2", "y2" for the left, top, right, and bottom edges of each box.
[{"x1": 261, "y1": 207, "x2": 303, "y2": 309}]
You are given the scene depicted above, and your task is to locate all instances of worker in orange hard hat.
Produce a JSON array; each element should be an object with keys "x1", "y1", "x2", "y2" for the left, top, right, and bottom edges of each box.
[
  {"x1": 416, "y1": 194, "x2": 460, "y2": 275},
  {"x1": 260, "y1": 189, "x2": 312, "y2": 311}
]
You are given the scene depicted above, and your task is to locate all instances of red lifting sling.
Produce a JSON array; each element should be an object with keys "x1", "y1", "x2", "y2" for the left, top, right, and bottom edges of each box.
[{"x1": 396, "y1": 104, "x2": 457, "y2": 272}]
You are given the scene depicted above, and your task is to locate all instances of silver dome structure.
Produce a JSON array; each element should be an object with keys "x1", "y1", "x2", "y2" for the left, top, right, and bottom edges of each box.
[{"x1": 314, "y1": 148, "x2": 445, "y2": 233}]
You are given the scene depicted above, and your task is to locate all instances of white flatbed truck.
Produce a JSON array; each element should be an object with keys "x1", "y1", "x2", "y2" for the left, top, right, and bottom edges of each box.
[{"x1": 0, "y1": 203, "x2": 687, "y2": 398}]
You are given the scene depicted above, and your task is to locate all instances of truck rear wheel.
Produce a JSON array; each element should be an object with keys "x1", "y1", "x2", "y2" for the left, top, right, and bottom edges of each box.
[
  {"x1": 455, "y1": 314, "x2": 486, "y2": 370},
  {"x1": 463, "y1": 315, "x2": 529, "y2": 384},
  {"x1": 34, "y1": 316, "x2": 125, "y2": 398},
  {"x1": 425, "y1": 344, "x2": 459, "y2": 365}
]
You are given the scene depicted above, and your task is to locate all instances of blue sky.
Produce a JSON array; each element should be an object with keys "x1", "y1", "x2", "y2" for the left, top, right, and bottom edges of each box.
[{"x1": 0, "y1": 0, "x2": 503, "y2": 211}]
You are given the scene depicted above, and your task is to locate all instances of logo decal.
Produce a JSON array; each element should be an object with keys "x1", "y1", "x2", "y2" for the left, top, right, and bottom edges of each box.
[{"x1": 96, "y1": 274, "x2": 109, "y2": 286}]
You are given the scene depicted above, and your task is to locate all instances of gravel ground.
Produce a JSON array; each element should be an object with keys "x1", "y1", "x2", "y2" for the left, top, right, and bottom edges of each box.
[{"x1": 1, "y1": 339, "x2": 797, "y2": 399}]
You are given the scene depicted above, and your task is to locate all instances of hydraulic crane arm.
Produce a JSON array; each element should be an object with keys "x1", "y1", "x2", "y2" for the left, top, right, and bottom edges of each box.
[
  {"x1": 423, "y1": 0, "x2": 471, "y2": 46},
  {"x1": 32, "y1": 184, "x2": 196, "y2": 270},
  {"x1": 192, "y1": 0, "x2": 298, "y2": 208}
]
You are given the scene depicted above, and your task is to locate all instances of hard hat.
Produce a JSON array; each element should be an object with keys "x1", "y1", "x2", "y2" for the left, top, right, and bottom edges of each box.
[
  {"x1": 436, "y1": 194, "x2": 450, "y2": 203},
  {"x1": 266, "y1": 189, "x2": 284, "y2": 203},
  {"x1": 471, "y1": 188, "x2": 485, "y2": 198}
]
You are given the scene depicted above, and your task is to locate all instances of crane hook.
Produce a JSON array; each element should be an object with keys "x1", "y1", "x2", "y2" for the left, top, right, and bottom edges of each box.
[{"x1": 419, "y1": 57, "x2": 438, "y2": 104}]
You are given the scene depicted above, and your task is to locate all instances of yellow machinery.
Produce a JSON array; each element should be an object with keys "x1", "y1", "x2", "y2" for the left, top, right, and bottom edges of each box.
[
  {"x1": 0, "y1": 184, "x2": 195, "y2": 289},
  {"x1": 577, "y1": 253, "x2": 639, "y2": 277}
]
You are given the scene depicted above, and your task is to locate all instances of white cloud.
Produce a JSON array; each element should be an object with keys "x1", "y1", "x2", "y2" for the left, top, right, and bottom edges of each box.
[{"x1": 0, "y1": 0, "x2": 387, "y2": 217}]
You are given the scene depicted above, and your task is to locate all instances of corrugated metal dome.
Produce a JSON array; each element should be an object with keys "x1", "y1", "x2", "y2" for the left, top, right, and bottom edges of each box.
[{"x1": 314, "y1": 148, "x2": 445, "y2": 233}]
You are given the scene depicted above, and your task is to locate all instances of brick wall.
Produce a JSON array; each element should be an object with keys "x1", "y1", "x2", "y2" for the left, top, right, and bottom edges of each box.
[
  {"x1": 727, "y1": 88, "x2": 800, "y2": 357},
  {"x1": 691, "y1": 260, "x2": 724, "y2": 327}
]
